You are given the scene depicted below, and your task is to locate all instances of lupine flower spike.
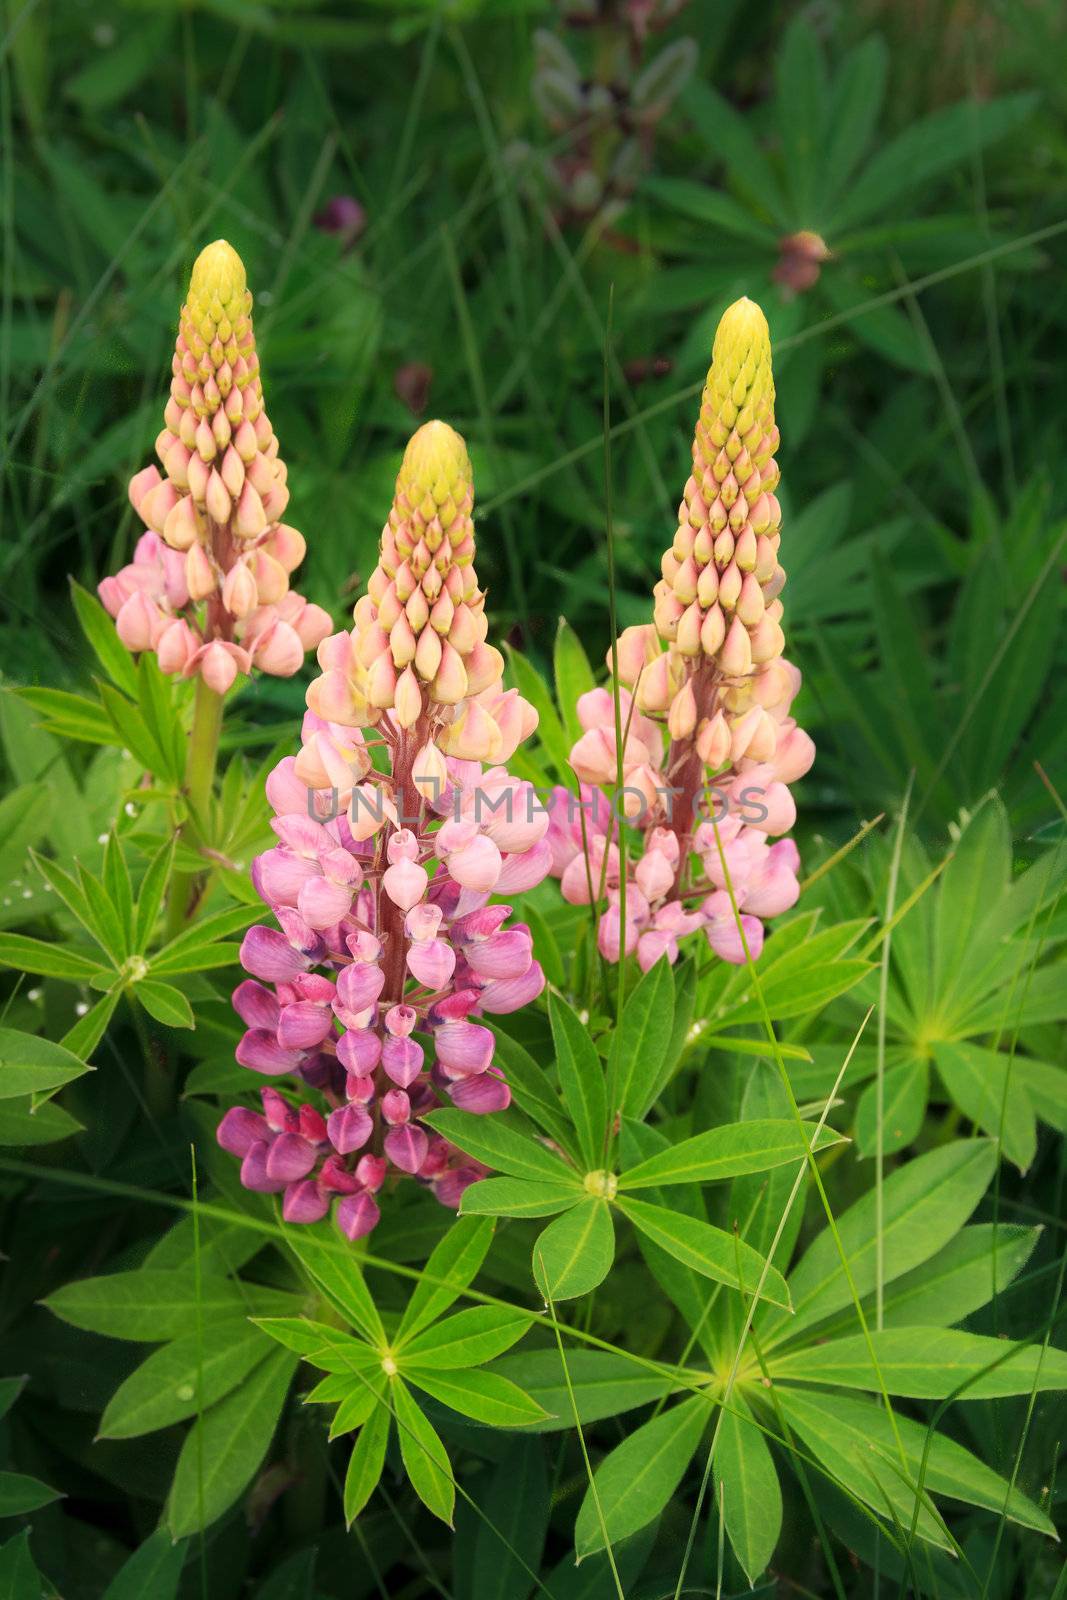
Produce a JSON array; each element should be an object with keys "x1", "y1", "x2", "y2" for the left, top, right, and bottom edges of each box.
[
  {"x1": 218, "y1": 421, "x2": 550, "y2": 1239},
  {"x1": 551, "y1": 297, "x2": 815, "y2": 970},
  {"x1": 99, "y1": 240, "x2": 332, "y2": 694}
]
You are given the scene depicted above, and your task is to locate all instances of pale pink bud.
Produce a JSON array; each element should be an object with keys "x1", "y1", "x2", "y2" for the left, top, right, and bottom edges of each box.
[
  {"x1": 667, "y1": 678, "x2": 697, "y2": 741},
  {"x1": 635, "y1": 847, "x2": 675, "y2": 903},
  {"x1": 115, "y1": 592, "x2": 163, "y2": 652},
  {"x1": 412, "y1": 740, "x2": 448, "y2": 803},
  {"x1": 696, "y1": 710, "x2": 731, "y2": 768},
  {"x1": 129, "y1": 464, "x2": 161, "y2": 516},
  {"x1": 185, "y1": 542, "x2": 217, "y2": 602},
  {"x1": 769, "y1": 725, "x2": 815, "y2": 783},
  {"x1": 254, "y1": 619, "x2": 304, "y2": 677},
  {"x1": 222, "y1": 559, "x2": 258, "y2": 619},
  {"x1": 571, "y1": 727, "x2": 618, "y2": 785},
  {"x1": 445, "y1": 834, "x2": 503, "y2": 893},
  {"x1": 156, "y1": 618, "x2": 199, "y2": 675},
  {"x1": 382, "y1": 857, "x2": 428, "y2": 912},
  {"x1": 719, "y1": 616, "x2": 753, "y2": 677},
  {"x1": 393, "y1": 666, "x2": 422, "y2": 729},
  {"x1": 613, "y1": 624, "x2": 658, "y2": 685},
  {"x1": 198, "y1": 639, "x2": 243, "y2": 694},
  {"x1": 406, "y1": 938, "x2": 456, "y2": 989},
  {"x1": 432, "y1": 641, "x2": 468, "y2": 704}
]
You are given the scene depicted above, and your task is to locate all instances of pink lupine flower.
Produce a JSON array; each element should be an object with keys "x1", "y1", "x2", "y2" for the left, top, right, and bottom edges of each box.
[
  {"x1": 218, "y1": 422, "x2": 547, "y2": 1241},
  {"x1": 99, "y1": 241, "x2": 332, "y2": 692},
  {"x1": 551, "y1": 298, "x2": 810, "y2": 969}
]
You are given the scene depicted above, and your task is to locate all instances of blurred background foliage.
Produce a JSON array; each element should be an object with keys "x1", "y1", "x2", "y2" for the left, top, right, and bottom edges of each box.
[{"x1": 3, "y1": 0, "x2": 1066, "y2": 842}]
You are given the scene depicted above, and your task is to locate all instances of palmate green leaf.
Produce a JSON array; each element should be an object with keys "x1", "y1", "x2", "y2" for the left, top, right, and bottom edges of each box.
[
  {"x1": 397, "y1": 1214, "x2": 495, "y2": 1341},
  {"x1": 575, "y1": 1393, "x2": 710, "y2": 1557},
  {"x1": 135, "y1": 978, "x2": 195, "y2": 1030},
  {"x1": 0, "y1": 1027, "x2": 92, "y2": 1099},
  {"x1": 553, "y1": 618, "x2": 596, "y2": 749},
  {"x1": 461, "y1": 1175, "x2": 582, "y2": 1218},
  {"x1": 769, "y1": 1387, "x2": 952, "y2": 1550},
  {"x1": 933, "y1": 1041, "x2": 1037, "y2": 1171},
  {"x1": 0, "y1": 931, "x2": 107, "y2": 981},
  {"x1": 683, "y1": 80, "x2": 788, "y2": 222},
  {"x1": 618, "y1": 1118, "x2": 844, "y2": 1191},
  {"x1": 490, "y1": 1349, "x2": 677, "y2": 1433},
  {"x1": 16, "y1": 686, "x2": 117, "y2": 746},
  {"x1": 0, "y1": 1470, "x2": 61, "y2": 1516},
  {"x1": 403, "y1": 1305, "x2": 532, "y2": 1369},
  {"x1": 168, "y1": 1348, "x2": 298, "y2": 1539},
  {"x1": 854, "y1": 1058, "x2": 929, "y2": 1158},
  {"x1": 71, "y1": 581, "x2": 139, "y2": 697},
  {"x1": 933, "y1": 798, "x2": 1010, "y2": 1004},
  {"x1": 771, "y1": 1327, "x2": 1067, "y2": 1399},
  {"x1": 615, "y1": 1197, "x2": 791, "y2": 1310},
  {"x1": 610, "y1": 957, "x2": 675, "y2": 1119},
  {"x1": 548, "y1": 990, "x2": 607, "y2": 1169},
  {"x1": 533, "y1": 1197, "x2": 614, "y2": 1301},
  {"x1": 0, "y1": 1094, "x2": 83, "y2": 1146},
  {"x1": 44, "y1": 1270, "x2": 296, "y2": 1340},
  {"x1": 714, "y1": 1394, "x2": 782, "y2": 1586},
  {"x1": 344, "y1": 1398, "x2": 390, "y2": 1525},
  {"x1": 775, "y1": 15, "x2": 826, "y2": 217},
  {"x1": 279, "y1": 1222, "x2": 384, "y2": 1345},
  {"x1": 763, "y1": 1139, "x2": 997, "y2": 1344},
  {"x1": 776, "y1": 1388, "x2": 1055, "y2": 1538},
  {"x1": 98, "y1": 681, "x2": 169, "y2": 775},
  {"x1": 100, "y1": 1320, "x2": 273, "y2": 1438},
  {"x1": 406, "y1": 1366, "x2": 548, "y2": 1428},
  {"x1": 425, "y1": 1108, "x2": 576, "y2": 1185},
  {"x1": 101, "y1": 1530, "x2": 186, "y2": 1600},
  {"x1": 61, "y1": 989, "x2": 122, "y2": 1061},
  {"x1": 394, "y1": 1379, "x2": 454, "y2": 1525}
]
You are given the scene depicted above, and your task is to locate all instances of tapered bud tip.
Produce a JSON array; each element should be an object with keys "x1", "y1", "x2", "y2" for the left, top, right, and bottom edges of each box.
[
  {"x1": 714, "y1": 296, "x2": 770, "y2": 358},
  {"x1": 189, "y1": 240, "x2": 247, "y2": 309},
  {"x1": 399, "y1": 420, "x2": 471, "y2": 500}
]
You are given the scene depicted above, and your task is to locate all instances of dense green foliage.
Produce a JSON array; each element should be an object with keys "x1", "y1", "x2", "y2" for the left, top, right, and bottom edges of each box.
[{"x1": 0, "y1": 2, "x2": 1065, "y2": 1597}]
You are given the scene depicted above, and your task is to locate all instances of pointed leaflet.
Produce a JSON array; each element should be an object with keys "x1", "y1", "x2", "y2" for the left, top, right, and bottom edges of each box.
[
  {"x1": 488, "y1": 1026, "x2": 577, "y2": 1154},
  {"x1": 769, "y1": 1387, "x2": 952, "y2": 1550},
  {"x1": 0, "y1": 1028, "x2": 91, "y2": 1099},
  {"x1": 609, "y1": 959, "x2": 675, "y2": 1119},
  {"x1": 44, "y1": 1270, "x2": 294, "y2": 1340},
  {"x1": 101, "y1": 1530, "x2": 186, "y2": 1600},
  {"x1": 855, "y1": 1058, "x2": 928, "y2": 1158},
  {"x1": 548, "y1": 991, "x2": 608, "y2": 1169},
  {"x1": 99, "y1": 1319, "x2": 273, "y2": 1438},
  {"x1": 806, "y1": 1223, "x2": 1041, "y2": 1343},
  {"x1": 777, "y1": 1388, "x2": 1055, "y2": 1537},
  {"x1": 617, "y1": 1118, "x2": 844, "y2": 1190},
  {"x1": 405, "y1": 1367, "x2": 549, "y2": 1428},
  {"x1": 769, "y1": 1327, "x2": 1067, "y2": 1399},
  {"x1": 489, "y1": 1350, "x2": 676, "y2": 1433},
  {"x1": 402, "y1": 1306, "x2": 532, "y2": 1369},
  {"x1": 533, "y1": 1198, "x2": 614, "y2": 1301},
  {"x1": 281, "y1": 1222, "x2": 384, "y2": 1345},
  {"x1": 762, "y1": 1139, "x2": 997, "y2": 1343},
  {"x1": 461, "y1": 1175, "x2": 584, "y2": 1219},
  {"x1": 397, "y1": 1215, "x2": 495, "y2": 1342},
  {"x1": 167, "y1": 1348, "x2": 298, "y2": 1538},
  {"x1": 933, "y1": 1042, "x2": 1037, "y2": 1171},
  {"x1": 574, "y1": 1394, "x2": 711, "y2": 1556},
  {"x1": 425, "y1": 1108, "x2": 579, "y2": 1186},
  {"x1": 344, "y1": 1398, "x2": 391, "y2": 1526},
  {"x1": 394, "y1": 1380, "x2": 455, "y2": 1525},
  {"x1": 714, "y1": 1394, "x2": 782, "y2": 1586},
  {"x1": 554, "y1": 618, "x2": 596, "y2": 749},
  {"x1": 616, "y1": 1197, "x2": 791, "y2": 1309},
  {"x1": 466, "y1": 1438, "x2": 549, "y2": 1600}
]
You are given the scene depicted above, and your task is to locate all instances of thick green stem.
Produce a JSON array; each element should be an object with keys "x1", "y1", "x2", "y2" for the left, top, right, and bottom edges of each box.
[{"x1": 164, "y1": 676, "x2": 224, "y2": 943}]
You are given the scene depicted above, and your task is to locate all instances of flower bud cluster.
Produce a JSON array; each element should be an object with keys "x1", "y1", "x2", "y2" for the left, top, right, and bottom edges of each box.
[
  {"x1": 551, "y1": 298, "x2": 814, "y2": 968},
  {"x1": 99, "y1": 241, "x2": 331, "y2": 694},
  {"x1": 218, "y1": 426, "x2": 549, "y2": 1239}
]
